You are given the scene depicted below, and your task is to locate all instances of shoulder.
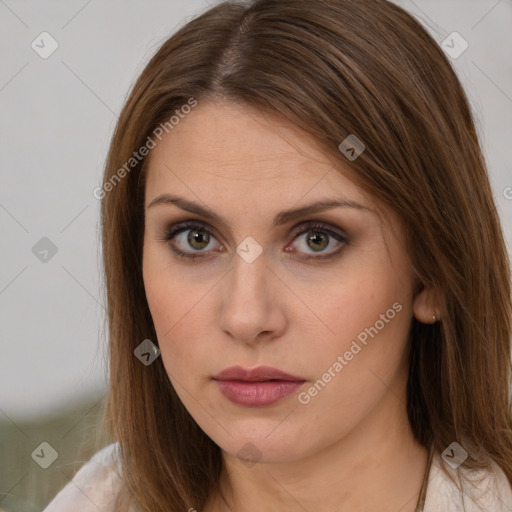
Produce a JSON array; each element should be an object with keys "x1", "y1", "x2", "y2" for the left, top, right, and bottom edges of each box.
[
  {"x1": 423, "y1": 451, "x2": 512, "y2": 511},
  {"x1": 42, "y1": 443, "x2": 125, "y2": 512}
]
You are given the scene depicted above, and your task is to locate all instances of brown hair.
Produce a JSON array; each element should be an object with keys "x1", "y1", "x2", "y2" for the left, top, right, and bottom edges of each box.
[{"x1": 99, "y1": 0, "x2": 512, "y2": 510}]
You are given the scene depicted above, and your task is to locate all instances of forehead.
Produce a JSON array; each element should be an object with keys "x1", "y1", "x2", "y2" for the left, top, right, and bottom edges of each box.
[{"x1": 144, "y1": 101, "x2": 370, "y2": 206}]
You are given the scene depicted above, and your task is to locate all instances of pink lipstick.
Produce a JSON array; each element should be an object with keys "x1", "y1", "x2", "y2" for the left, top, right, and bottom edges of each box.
[{"x1": 213, "y1": 365, "x2": 306, "y2": 407}]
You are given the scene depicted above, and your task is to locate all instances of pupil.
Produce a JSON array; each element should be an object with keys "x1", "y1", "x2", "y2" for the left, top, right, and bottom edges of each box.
[
  {"x1": 188, "y1": 230, "x2": 209, "y2": 249},
  {"x1": 308, "y1": 231, "x2": 328, "y2": 251}
]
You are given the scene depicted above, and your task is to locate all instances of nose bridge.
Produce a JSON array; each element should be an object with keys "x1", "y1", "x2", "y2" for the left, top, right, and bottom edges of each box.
[
  {"x1": 228, "y1": 249, "x2": 269, "y2": 306},
  {"x1": 218, "y1": 247, "x2": 283, "y2": 342}
]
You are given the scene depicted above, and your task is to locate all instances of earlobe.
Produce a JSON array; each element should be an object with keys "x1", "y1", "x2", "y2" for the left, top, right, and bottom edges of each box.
[{"x1": 413, "y1": 285, "x2": 441, "y2": 324}]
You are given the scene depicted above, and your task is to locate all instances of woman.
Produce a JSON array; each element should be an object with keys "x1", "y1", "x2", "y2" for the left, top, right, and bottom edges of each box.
[{"x1": 43, "y1": 0, "x2": 512, "y2": 510}]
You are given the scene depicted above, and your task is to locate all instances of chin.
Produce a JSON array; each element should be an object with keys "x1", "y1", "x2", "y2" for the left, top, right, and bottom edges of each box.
[{"x1": 207, "y1": 421, "x2": 314, "y2": 465}]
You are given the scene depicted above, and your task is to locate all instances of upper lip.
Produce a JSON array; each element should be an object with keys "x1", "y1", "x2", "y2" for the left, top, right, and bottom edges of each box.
[{"x1": 213, "y1": 365, "x2": 305, "y2": 382}]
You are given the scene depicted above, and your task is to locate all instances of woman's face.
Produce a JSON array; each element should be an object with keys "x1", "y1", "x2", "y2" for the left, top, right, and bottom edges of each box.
[{"x1": 142, "y1": 100, "x2": 425, "y2": 464}]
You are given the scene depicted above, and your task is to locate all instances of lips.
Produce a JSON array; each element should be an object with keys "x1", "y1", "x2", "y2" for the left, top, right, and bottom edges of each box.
[
  {"x1": 213, "y1": 365, "x2": 305, "y2": 382},
  {"x1": 213, "y1": 365, "x2": 306, "y2": 407}
]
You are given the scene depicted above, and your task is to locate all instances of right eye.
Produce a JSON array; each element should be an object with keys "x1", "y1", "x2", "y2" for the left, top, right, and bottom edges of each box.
[{"x1": 163, "y1": 221, "x2": 223, "y2": 260}]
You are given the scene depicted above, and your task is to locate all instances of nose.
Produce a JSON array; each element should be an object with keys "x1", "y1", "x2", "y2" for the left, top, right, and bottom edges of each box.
[{"x1": 217, "y1": 250, "x2": 287, "y2": 344}]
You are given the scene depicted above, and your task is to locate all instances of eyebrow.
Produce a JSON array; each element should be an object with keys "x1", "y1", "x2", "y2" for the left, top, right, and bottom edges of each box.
[{"x1": 146, "y1": 193, "x2": 371, "y2": 228}]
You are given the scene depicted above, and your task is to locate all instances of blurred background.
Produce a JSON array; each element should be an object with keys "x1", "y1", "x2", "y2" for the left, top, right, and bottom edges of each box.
[{"x1": 1, "y1": 0, "x2": 511, "y2": 510}]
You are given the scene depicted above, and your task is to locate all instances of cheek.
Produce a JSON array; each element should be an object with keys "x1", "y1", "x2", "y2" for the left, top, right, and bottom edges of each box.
[
  {"x1": 294, "y1": 300, "x2": 411, "y2": 446},
  {"x1": 143, "y1": 250, "x2": 182, "y2": 359},
  {"x1": 301, "y1": 256, "x2": 413, "y2": 395},
  {"x1": 143, "y1": 241, "x2": 194, "y2": 331},
  {"x1": 142, "y1": 251, "x2": 212, "y2": 382},
  {"x1": 309, "y1": 256, "x2": 411, "y2": 345}
]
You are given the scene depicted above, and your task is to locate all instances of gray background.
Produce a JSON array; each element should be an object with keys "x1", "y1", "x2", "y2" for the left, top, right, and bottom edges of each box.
[{"x1": 1, "y1": 1, "x2": 511, "y2": 510}]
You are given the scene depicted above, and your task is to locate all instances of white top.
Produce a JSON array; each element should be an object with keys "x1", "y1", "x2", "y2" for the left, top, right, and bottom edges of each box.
[{"x1": 43, "y1": 443, "x2": 512, "y2": 511}]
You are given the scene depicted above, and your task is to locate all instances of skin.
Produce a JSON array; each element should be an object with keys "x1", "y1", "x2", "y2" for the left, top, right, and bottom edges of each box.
[{"x1": 142, "y1": 100, "x2": 438, "y2": 512}]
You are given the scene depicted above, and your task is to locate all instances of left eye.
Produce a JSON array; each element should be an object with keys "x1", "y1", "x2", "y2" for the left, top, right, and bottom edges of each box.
[
  {"x1": 163, "y1": 222, "x2": 348, "y2": 260},
  {"x1": 290, "y1": 225, "x2": 347, "y2": 258}
]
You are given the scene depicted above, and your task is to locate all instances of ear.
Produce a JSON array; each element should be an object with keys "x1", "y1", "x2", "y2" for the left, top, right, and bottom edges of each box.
[{"x1": 413, "y1": 285, "x2": 441, "y2": 324}]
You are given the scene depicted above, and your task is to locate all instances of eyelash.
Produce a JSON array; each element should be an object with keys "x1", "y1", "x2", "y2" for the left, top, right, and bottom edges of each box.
[{"x1": 160, "y1": 220, "x2": 349, "y2": 262}]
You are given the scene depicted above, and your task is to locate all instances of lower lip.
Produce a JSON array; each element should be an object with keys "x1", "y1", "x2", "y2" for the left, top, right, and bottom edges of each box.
[{"x1": 215, "y1": 380, "x2": 305, "y2": 407}]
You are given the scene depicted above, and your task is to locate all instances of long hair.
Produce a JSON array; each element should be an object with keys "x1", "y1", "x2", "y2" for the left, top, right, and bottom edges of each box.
[{"x1": 98, "y1": 0, "x2": 512, "y2": 510}]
